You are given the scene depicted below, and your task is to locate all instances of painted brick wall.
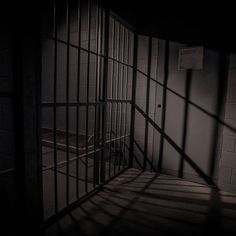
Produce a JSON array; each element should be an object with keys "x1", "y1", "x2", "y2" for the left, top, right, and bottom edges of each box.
[{"x1": 218, "y1": 54, "x2": 236, "y2": 193}]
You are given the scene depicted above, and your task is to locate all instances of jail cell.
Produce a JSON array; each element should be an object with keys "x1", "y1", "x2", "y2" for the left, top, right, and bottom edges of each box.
[
  {"x1": 3, "y1": 0, "x2": 236, "y2": 235},
  {"x1": 41, "y1": 0, "x2": 133, "y2": 221}
]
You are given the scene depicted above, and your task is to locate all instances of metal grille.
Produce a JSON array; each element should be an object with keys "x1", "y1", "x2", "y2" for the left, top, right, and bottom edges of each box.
[{"x1": 41, "y1": 0, "x2": 134, "y2": 223}]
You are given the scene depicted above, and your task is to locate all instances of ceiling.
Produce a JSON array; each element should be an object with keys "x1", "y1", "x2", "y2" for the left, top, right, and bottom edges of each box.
[{"x1": 99, "y1": 0, "x2": 236, "y2": 52}]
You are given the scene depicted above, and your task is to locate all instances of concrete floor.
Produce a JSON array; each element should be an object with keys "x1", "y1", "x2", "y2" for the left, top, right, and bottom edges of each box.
[{"x1": 42, "y1": 168, "x2": 236, "y2": 236}]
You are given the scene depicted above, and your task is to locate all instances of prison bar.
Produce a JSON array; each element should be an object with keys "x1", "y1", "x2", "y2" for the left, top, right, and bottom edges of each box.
[
  {"x1": 121, "y1": 28, "x2": 129, "y2": 169},
  {"x1": 123, "y1": 30, "x2": 131, "y2": 169},
  {"x1": 114, "y1": 22, "x2": 121, "y2": 174},
  {"x1": 118, "y1": 25, "x2": 126, "y2": 171},
  {"x1": 118, "y1": 25, "x2": 124, "y2": 171},
  {"x1": 76, "y1": 0, "x2": 82, "y2": 200},
  {"x1": 85, "y1": 0, "x2": 92, "y2": 193},
  {"x1": 108, "y1": 16, "x2": 116, "y2": 178},
  {"x1": 65, "y1": 0, "x2": 70, "y2": 206},
  {"x1": 129, "y1": 32, "x2": 138, "y2": 168},
  {"x1": 97, "y1": 7, "x2": 103, "y2": 184},
  {"x1": 111, "y1": 20, "x2": 118, "y2": 175},
  {"x1": 100, "y1": 8, "x2": 110, "y2": 182},
  {"x1": 53, "y1": 0, "x2": 58, "y2": 214},
  {"x1": 93, "y1": 3, "x2": 100, "y2": 187}
]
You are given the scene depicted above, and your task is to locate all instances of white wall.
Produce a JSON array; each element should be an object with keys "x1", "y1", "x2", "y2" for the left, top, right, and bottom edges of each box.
[{"x1": 134, "y1": 36, "x2": 225, "y2": 185}]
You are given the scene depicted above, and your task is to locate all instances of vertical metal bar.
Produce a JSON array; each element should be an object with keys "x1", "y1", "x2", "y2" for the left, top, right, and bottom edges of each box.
[
  {"x1": 178, "y1": 69, "x2": 192, "y2": 178},
  {"x1": 53, "y1": 0, "x2": 58, "y2": 213},
  {"x1": 118, "y1": 24, "x2": 123, "y2": 172},
  {"x1": 114, "y1": 22, "x2": 121, "y2": 173},
  {"x1": 93, "y1": 3, "x2": 100, "y2": 187},
  {"x1": 109, "y1": 18, "x2": 116, "y2": 174},
  {"x1": 123, "y1": 27, "x2": 127, "y2": 167},
  {"x1": 65, "y1": 0, "x2": 70, "y2": 206},
  {"x1": 157, "y1": 40, "x2": 169, "y2": 173},
  {"x1": 76, "y1": 0, "x2": 82, "y2": 200},
  {"x1": 108, "y1": 17, "x2": 115, "y2": 178},
  {"x1": 129, "y1": 33, "x2": 138, "y2": 168},
  {"x1": 123, "y1": 30, "x2": 130, "y2": 166},
  {"x1": 113, "y1": 20, "x2": 118, "y2": 175},
  {"x1": 118, "y1": 25, "x2": 124, "y2": 172},
  {"x1": 143, "y1": 37, "x2": 152, "y2": 170},
  {"x1": 101, "y1": 8, "x2": 110, "y2": 182},
  {"x1": 85, "y1": 0, "x2": 92, "y2": 193},
  {"x1": 97, "y1": 9, "x2": 103, "y2": 183},
  {"x1": 119, "y1": 26, "x2": 126, "y2": 170}
]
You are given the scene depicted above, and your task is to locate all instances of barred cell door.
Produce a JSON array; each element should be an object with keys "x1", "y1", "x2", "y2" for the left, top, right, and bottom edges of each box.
[{"x1": 40, "y1": 0, "x2": 134, "y2": 224}]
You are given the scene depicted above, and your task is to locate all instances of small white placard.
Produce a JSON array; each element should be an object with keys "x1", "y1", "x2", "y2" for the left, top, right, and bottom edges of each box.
[{"x1": 178, "y1": 46, "x2": 204, "y2": 70}]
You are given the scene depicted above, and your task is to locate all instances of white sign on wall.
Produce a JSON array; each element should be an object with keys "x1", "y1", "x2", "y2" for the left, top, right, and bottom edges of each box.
[{"x1": 178, "y1": 46, "x2": 204, "y2": 70}]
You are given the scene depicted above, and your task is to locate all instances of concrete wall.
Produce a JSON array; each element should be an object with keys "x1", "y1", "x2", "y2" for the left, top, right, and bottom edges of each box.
[
  {"x1": 134, "y1": 36, "x2": 224, "y2": 185},
  {"x1": 218, "y1": 54, "x2": 236, "y2": 192}
]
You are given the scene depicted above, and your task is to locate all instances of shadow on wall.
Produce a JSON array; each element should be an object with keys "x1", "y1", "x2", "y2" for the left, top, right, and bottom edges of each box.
[{"x1": 133, "y1": 37, "x2": 236, "y2": 192}]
